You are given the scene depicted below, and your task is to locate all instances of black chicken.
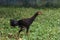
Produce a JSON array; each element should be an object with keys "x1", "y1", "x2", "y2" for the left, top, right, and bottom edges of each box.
[{"x1": 10, "y1": 11, "x2": 42, "y2": 35}]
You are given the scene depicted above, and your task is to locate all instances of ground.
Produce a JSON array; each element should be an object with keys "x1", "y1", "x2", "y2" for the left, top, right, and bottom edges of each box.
[{"x1": 0, "y1": 7, "x2": 60, "y2": 40}]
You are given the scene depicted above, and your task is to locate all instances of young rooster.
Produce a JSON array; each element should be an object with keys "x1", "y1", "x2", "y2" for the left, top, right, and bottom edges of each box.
[{"x1": 10, "y1": 11, "x2": 42, "y2": 35}]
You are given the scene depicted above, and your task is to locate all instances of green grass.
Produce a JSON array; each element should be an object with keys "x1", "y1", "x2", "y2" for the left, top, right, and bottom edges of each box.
[{"x1": 0, "y1": 7, "x2": 60, "y2": 40}]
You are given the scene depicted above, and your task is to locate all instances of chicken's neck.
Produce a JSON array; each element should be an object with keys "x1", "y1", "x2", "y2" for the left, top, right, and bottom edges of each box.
[{"x1": 30, "y1": 13, "x2": 38, "y2": 21}]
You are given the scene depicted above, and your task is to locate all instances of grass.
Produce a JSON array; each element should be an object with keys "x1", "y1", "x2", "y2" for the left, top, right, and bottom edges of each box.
[{"x1": 0, "y1": 7, "x2": 60, "y2": 40}]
